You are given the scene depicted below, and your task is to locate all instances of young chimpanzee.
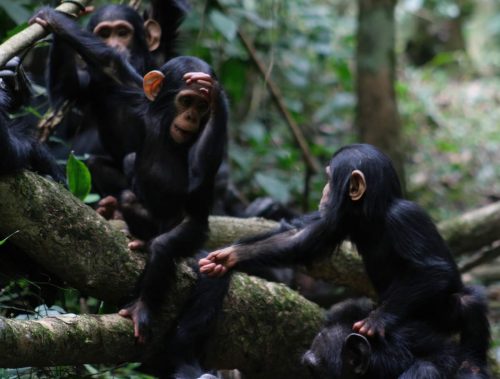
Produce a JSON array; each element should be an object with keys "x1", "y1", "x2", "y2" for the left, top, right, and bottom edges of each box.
[
  {"x1": 200, "y1": 143, "x2": 491, "y2": 378},
  {"x1": 37, "y1": 2, "x2": 188, "y2": 196},
  {"x1": 117, "y1": 56, "x2": 228, "y2": 341},
  {"x1": 0, "y1": 57, "x2": 63, "y2": 181},
  {"x1": 33, "y1": 1, "x2": 228, "y2": 321},
  {"x1": 303, "y1": 298, "x2": 463, "y2": 378}
]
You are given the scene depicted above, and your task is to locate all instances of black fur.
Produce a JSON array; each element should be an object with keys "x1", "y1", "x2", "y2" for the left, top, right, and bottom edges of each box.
[
  {"x1": 36, "y1": 4, "x2": 187, "y2": 196},
  {"x1": 0, "y1": 62, "x2": 63, "y2": 181},
  {"x1": 228, "y1": 144, "x2": 490, "y2": 377},
  {"x1": 303, "y1": 298, "x2": 463, "y2": 379}
]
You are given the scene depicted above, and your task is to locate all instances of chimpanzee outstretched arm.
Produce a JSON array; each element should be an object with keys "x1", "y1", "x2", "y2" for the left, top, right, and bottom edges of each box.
[
  {"x1": 31, "y1": 8, "x2": 142, "y2": 88},
  {"x1": 200, "y1": 217, "x2": 341, "y2": 277}
]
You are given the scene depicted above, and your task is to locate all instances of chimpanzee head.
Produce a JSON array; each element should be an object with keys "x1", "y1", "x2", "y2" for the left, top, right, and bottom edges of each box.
[
  {"x1": 319, "y1": 144, "x2": 403, "y2": 221},
  {"x1": 87, "y1": 5, "x2": 160, "y2": 74},
  {"x1": 142, "y1": 56, "x2": 214, "y2": 146}
]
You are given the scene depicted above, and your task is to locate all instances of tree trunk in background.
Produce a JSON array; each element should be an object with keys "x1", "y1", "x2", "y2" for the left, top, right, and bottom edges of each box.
[{"x1": 355, "y1": 0, "x2": 405, "y2": 189}]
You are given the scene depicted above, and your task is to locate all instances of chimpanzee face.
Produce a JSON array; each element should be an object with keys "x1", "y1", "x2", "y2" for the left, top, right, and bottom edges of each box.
[
  {"x1": 93, "y1": 20, "x2": 135, "y2": 56},
  {"x1": 169, "y1": 89, "x2": 210, "y2": 144}
]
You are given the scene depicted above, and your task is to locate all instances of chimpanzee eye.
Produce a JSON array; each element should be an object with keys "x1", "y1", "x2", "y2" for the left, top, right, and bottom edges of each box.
[
  {"x1": 117, "y1": 27, "x2": 132, "y2": 38},
  {"x1": 179, "y1": 95, "x2": 193, "y2": 108},
  {"x1": 96, "y1": 27, "x2": 111, "y2": 39},
  {"x1": 196, "y1": 100, "x2": 209, "y2": 115}
]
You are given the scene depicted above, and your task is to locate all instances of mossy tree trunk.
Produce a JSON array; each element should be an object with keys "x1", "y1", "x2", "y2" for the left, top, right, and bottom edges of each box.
[{"x1": 0, "y1": 171, "x2": 498, "y2": 376}]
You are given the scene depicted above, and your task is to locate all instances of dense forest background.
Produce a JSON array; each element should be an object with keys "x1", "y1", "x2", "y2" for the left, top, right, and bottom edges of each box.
[{"x1": 0, "y1": 0, "x2": 499, "y2": 377}]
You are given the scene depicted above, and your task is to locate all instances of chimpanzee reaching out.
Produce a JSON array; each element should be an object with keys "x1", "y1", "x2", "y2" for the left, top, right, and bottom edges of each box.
[
  {"x1": 303, "y1": 298, "x2": 464, "y2": 378},
  {"x1": 200, "y1": 143, "x2": 491, "y2": 377}
]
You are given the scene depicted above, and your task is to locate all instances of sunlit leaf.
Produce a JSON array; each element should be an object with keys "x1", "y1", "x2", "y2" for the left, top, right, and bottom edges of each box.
[{"x1": 66, "y1": 152, "x2": 92, "y2": 201}]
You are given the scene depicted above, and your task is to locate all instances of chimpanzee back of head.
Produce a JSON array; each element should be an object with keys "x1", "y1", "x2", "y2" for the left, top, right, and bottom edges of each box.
[
  {"x1": 327, "y1": 144, "x2": 403, "y2": 223},
  {"x1": 303, "y1": 298, "x2": 460, "y2": 379}
]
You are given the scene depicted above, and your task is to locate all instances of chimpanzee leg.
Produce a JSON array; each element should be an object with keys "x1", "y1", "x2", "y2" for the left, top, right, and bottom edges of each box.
[
  {"x1": 457, "y1": 285, "x2": 490, "y2": 375},
  {"x1": 87, "y1": 155, "x2": 128, "y2": 197}
]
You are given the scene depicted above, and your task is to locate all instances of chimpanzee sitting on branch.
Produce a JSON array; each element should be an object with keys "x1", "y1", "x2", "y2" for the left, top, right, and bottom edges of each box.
[
  {"x1": 34, "y1": 7, "x2": 229, "y2": 375},
  {"x1": 200, "y1": 143, "x2": 491, "y2": 378}
]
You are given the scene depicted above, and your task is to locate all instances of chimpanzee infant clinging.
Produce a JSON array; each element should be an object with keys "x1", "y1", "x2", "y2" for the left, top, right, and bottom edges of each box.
[{"x1": 200, "y1": 143, "x2": 490, "y2": 378}]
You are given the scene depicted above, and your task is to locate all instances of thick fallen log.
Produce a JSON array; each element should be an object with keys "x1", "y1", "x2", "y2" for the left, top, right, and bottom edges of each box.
[
  {"x1": 0, "y1": 171, "x2": 498, "y2": 375},
  {"x1": 0, "y1": 172, "x2": 323, "y2": 378}
]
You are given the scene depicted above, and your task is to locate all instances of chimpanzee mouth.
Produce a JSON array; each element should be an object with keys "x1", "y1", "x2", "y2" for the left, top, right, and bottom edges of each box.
[{"x1": 174, "y1": 124, "x2": 195, "y2": 137}]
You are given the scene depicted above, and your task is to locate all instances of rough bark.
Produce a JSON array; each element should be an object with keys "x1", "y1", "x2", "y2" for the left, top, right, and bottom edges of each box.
[
  {"x1": 356, "y1": 0, "x2": 405, "y2": 186},
  {"x1": 0, "y1": 274, "x2": 323, "y2": 378},
  {"x1": 0, "y1": 171, "x2": 498, "y2": 374},
  {"x1": 0, "y1": 172, "x2": 323, "y2": 378},
  {"x1": 439, "y1": 201, "x2": 500, "y2": 257}
]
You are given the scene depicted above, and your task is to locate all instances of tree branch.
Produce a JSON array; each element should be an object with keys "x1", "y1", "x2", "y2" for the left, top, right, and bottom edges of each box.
[{"x1": 0, "y1": 171, "x2": 498, "y2": 375}]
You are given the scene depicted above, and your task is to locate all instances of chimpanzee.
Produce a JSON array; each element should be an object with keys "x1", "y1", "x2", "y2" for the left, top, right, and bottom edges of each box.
[
  {"x1": 0, "y1": 57, "x2": 63, "y2": 181},
  {"x1": 303, "y1": 298, "x2": 464, "y2": 378},
  {"x1": 38, "y1": 2, "x2": 188, "y2": 196},
  {"x1": 115, "y1": 56, "x2": 228, "y2": 340},
  {"x1": 200, "y1": 143, "x2": 491, "y2": 377},
  {"x1": 34, "y1": 7, "x2": 230, "y2": 374}
]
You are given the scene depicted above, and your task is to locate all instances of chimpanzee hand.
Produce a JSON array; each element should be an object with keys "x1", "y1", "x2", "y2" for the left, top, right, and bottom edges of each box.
[
  {"x1": 199, "y1": 246, "x2": 238, "y2": 277},
  {"x1": 183, "y1": 72, "x2": 214, "y2": 101},
  {"x1": 118, "y1": 299, "x2": 151, "y2": 344},
  {"x1": 29, "y1": 7, "x2": 58, "y2": 30},
  {"x1": 352, "y1": 310, "x2": 389, "y2": 337}
]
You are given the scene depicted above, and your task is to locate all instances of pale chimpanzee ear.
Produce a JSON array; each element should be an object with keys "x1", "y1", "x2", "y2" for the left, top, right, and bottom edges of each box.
[
  {"x1": 342, "y1": 333, "x2": 371, "y2": 375},
  {"x1": 349, "y1": 169, "x2": 366, "y2": 201},
  {"x1": 143, "y1": 70, "x2": 165, "y2": 101},
  {"x1": 144, "y1": 19, "x2": 162, "y2": 52}
]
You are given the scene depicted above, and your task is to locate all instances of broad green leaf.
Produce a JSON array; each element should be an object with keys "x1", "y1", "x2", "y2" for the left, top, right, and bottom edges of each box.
[{"x1": 66, "y1": 152, "x2": 92, "y2": 201}]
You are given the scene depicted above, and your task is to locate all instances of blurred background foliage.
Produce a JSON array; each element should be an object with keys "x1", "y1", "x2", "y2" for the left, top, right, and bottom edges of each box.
[
  {"x1": 1, "y1": 0, "x2": 499, "y2": 220},
  {"x1": 0, "y1": 0, "x2": 499, "y2": 375}
]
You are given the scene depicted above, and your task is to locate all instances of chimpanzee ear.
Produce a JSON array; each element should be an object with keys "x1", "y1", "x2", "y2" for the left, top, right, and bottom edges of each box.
[
  {"x1": 143, "y1": 70, "x2": 165, "y2": 101},
  {"x1": 349, "y1": 170, "x2": 366, "y2": 201},
  {"x1": 144, "y1": 19, "x2": 162, "y2": 52},
  {"x1": 342, "y1": 333, "x2": 371, "y2": 375}
]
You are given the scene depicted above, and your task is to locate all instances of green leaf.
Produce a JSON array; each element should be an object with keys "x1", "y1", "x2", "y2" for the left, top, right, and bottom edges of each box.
[
  {"x1": 0, "y1": 230, "x2": 19, "y2": 246},
  {"x1": 254, "y1": 173, "x2": 291, "y2": 204},
  {"x1": 66, "y1": 152, "x2": 92, "y2": 201},
  {"x1": 84, "y1": 193, "x2": 101, "y2": 204},
  {"x1": 209, "y1": 10, "x2": 237, "y2": 41},
  {"x1": 0, "y1": 0, "x2": 31, "y2": 25}
]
